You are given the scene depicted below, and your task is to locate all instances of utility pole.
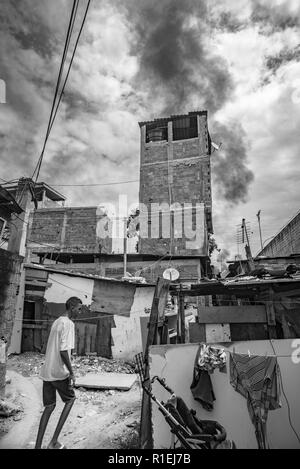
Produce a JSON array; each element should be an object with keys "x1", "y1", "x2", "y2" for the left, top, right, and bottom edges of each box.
[
  {"x1": 256, "y1": 210, "x2": 263, "y2": 251},
  {"x1": 242, "y1": 218, "x2": 255, "y2": 270},
  {"x1": 8, "y1": 178, "x2": 32, "y2": 255},
  {"x1": 8, "y1": 178, "x2": 34, "y2": 355}
]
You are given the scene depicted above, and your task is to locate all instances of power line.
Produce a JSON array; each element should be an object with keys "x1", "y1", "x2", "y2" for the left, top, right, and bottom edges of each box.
[
  {"x1": 44, "y1": 0, "x2": 91, "y2": 146},
  {"x1": 49, "y1": 179, "x2": 139, "y2": 187},
  {"x1": 32, "y1": 0, "x2": 84, "y2": 182},
  {"x1": 32, "y1": 0, "x2": 79, "y2": 183}
]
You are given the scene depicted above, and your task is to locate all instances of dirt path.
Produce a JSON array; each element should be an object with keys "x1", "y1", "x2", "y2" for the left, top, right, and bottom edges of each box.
[{"x1": 1, "y1": 353, "x2": 142, "y2": 449}]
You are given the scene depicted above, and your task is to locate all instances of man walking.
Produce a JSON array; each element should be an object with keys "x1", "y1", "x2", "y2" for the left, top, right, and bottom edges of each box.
[{"x1": 35, "y1": 296, "x2": 83, "y2": 449}]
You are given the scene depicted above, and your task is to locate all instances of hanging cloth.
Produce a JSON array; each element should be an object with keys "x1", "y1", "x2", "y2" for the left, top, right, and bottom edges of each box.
[
  {"x1": 229, "y1": 353, "x2": 281, "y2": 449},
  {"x1": 190, "y1": 343, "x2": 227, "y2": 411}
]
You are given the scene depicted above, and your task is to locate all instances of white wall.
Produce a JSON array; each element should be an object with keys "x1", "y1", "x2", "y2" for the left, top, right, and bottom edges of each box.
[
  {"x1": 111, "y1": 286, "x2": 155, "y2": 360},
  {"x1": 44, "y1": 273, "x2": 94, "y2": 305},
  {"x1": 149, "y1": 340, "x2": 300, "y2": 449}
]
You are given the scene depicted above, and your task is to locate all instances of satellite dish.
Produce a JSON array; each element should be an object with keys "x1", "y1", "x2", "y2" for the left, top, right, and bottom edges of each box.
[{"x1": 163, "y1": 268, "x2": 179, "y2": 281}]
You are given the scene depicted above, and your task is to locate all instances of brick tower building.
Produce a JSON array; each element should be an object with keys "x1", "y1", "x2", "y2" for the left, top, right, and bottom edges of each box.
[{"x1": 138, "y1": 111, "x2": 213, "y2": 256}]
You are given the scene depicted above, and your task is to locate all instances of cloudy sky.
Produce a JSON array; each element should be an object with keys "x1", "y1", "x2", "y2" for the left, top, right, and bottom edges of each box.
[{"x1": 0, "y1": 0, "x2": 300, "y2": 259}]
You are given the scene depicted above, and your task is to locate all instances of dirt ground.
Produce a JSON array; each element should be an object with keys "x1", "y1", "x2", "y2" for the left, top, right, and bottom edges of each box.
[{"x1": 0, "y1": 352, "x2": 142, "y2": 449}]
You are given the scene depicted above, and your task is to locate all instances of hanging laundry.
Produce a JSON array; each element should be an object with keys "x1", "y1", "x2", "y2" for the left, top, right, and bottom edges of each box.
[
  {"x1": 190, "y1": 343, "x2": 227, "y2": 411},
  {"x1": 229, "y1": 353, "x2": 281, "y2": 449},
  {"x1": 196, "y1": 343, "x2": 227, "y2": 373}
]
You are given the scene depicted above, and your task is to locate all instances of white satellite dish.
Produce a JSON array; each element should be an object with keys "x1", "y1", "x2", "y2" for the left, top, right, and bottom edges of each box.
[{"x1": 163, "y1": 268, "x2": 179, "y2": 281}]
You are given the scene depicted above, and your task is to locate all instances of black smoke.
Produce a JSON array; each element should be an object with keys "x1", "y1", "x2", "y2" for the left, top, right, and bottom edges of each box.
[
  {"x1": 122, "y1": 0, "x2": 254, "y2": 204},
  {"x1": 122, "y1": 0, "x2": 233, "y2": 114},
  {"x1": 211, "y1": 122, "x2": 254, "y2": 204}
]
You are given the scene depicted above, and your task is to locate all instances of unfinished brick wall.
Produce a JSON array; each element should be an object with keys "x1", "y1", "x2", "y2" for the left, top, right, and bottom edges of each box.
[
  {"x1": 0, "y1": 249, "x2": 22, "y2": 397},
  {"x1": 28, "y1": 207, "x2": 112, "y2": 254},
  {"x1": 139, "y1": 112, "x2": 211, "y2": 256},
  {"x1": 259, "y1": 211, "x2": 300, "y2": 257}
]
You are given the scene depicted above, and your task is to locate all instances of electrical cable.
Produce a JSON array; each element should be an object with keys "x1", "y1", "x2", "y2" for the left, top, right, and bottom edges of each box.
[
  {"x1": 31, "y1": 0, "x2": 80, "y2": 183},
  {"x1": 49, "y1": 180, "x2": 139, "y2": 187},
  {"x1": 34, "y1": 0, "x2": 92, "y2": 183},
  {"x1": 44, "y1": 0, "x2": 91, "y2": 142}
]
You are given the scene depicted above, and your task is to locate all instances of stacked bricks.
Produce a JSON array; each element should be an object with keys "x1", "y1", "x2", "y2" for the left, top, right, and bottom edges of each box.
[
  {"x1": 139, "y1": 112, "x2": 211, "y2": 256},
  {"x1": 28, "y1": 207, "x2": 112, "y2": 254}
]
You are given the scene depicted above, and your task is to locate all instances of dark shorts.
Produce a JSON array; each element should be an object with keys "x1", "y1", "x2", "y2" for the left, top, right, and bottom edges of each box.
[{"x1": 43, "y1": 377, "x2": 76, "y2": 407}]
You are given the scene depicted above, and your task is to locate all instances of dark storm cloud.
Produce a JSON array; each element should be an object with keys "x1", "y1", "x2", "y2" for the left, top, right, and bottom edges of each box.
[
  {"x1": 265, "y1": 45, "x2": 300, "y2": 74},
  {"x1": 122, "y1": 0, "x2": 254, "y2": 203},
  {"x1": 211, "y1": 122, "x2": 254, "y2": 204},
  {"x1": 122, "y1": 0, "x2": 233, "y2": 115},
  {"x1": 251, "y1": 1, "x2": 300, "y2": 32}
]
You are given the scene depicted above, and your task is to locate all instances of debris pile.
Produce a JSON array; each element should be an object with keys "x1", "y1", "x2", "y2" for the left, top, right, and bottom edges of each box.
[
  {"x1": 0, "y1": 399, "x2": 21, "y2": 418},
  {"x1": 7, "y1": 352, "x2": 136, "y2": 377},
  {"x1": 7, "y1": 352, "x2": 44, "y2": 377},
  {"x1": 72, "y1": 355, "x2": 136, "y2": 377}
]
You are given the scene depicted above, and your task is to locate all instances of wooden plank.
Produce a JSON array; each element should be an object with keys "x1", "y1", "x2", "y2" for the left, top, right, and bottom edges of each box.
[
  {"x1": 96, "y1": 316, "x2": 114, "y2": 358},
  {"x1": 230, "y1": 324, "x2": 268, "y2": 341},
  {"x1": 90, "y1": 280, "x2": 136, "y2": 317},
  {"x1": 22, "y1": 324, "x2": 45, "y2": 330},
  {"x1": 189, "y1": 322, "x2": 206, "y2": 343},
  {"x1": 205, "y1": 324, "x2": 231, "y2": 343},
  {"x1": 265, "y1": 302, "x2": 276, "y2": 325},
  {"x1": 24, "y1": 290, "x2": 45, "y2": 297},
  {"x1": 281, "y1": 313, "x2": 291, "y2": 339},
  {"x1": 75, "y1": 372, "x2": 137, "y2": 390},
  {"x1": 25, "y1": 268, "x2": 48, "y2": 281},
  {"x1": 25, "y1": 280, "x2": 52, "y2": 288},
  {"x1": 197, "y1": 305, "x2": 267, "y2": 324},
  {"x1": 145, "y1": 278, "x2": 170, "y2": 359},
  {"x1": 265, "y1": 287, "x2": 277, "y2": 339},
  {"x1": 179, "y1": 286, "x2": 185, "y2": 343}
]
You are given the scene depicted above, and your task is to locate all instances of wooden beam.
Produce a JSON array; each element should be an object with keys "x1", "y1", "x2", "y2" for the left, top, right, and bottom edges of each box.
[
  {"x1": 22, "y1": 324, "x2": 46, "y2": 330},
  {"x1": 145, "y1": 277, "x2": 170, "y2": 359},
  {"x1": 179, "y1": 285, "x2": 185, "y2": 343},
  {"x1": 197, "y1": 305, "x2": 267, "y2": 324},
  {"x1": 24, "y1": 290, "x2": 45, "y2": 297},
  {"x1": 265, "y1": 287, "x2": 277, "y2": 339},
  {"x1": 25, "y1": 280, "x2": 52, "y2": 288}
]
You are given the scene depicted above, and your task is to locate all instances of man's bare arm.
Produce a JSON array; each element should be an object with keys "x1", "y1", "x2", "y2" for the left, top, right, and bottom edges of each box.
[{"x1": 60, "y1": 350, "x2": 75, "y2": 385}]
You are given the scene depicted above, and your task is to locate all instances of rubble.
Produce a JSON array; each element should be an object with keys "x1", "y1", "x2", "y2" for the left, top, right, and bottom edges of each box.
[
  {"x1": 7, "y1": 352, "x2": 137, "y2": 378},
  {"x1": 0, "y1": 399, "x2": 21, "y2": 418},
  {"x1": 72, "y1": 355, "x2": 136, "y2": 377}
]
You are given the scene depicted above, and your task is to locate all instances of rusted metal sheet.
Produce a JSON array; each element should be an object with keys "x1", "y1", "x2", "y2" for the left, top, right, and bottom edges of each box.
[
  {"x1": 197, "y1": 305, "x2": 267, "y2": 324},
  {"x1": 90, "y1": 279, "x2": 136, "y2": 317}
]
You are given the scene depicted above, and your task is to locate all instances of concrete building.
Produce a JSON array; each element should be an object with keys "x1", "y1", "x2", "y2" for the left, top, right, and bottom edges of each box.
[
  {"x1": 26, "y1": 112, "x2": 213, "y2": 281},
  {"x1": 27, "y1": 206, "x2": 112, "y2": 263},
  {"x1": 31, "y1": 252, "x2": 206, "y2": 284},
  {"x1": 138, "y1": 111, "x2": 212, "y2": 256}
]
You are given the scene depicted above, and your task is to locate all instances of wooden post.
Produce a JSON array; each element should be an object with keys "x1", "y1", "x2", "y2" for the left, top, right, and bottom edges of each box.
[
  {"x1": 265, "y1": 287, "x2": 277, "y2": 339},
  {"x1": 8, "y1": 179, "x2": 33, "y2": 356},
  {"x1": 7, "y1": 178, "x2": 32, "y2": 255},
  {"x1": 144, "y1": 277, "x2": 170, "y2": 360},
  {"x1": 140, "y1": 277, "x2": 170, "y2": 450},
  {"x1": 179, "y1": 284, "x2": 185, "y2": 343}
]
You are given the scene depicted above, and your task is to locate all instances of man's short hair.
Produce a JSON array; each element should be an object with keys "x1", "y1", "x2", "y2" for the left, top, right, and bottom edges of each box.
[{"x1": 66, "y1": 297, "x2": 82, "y2": 310}]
